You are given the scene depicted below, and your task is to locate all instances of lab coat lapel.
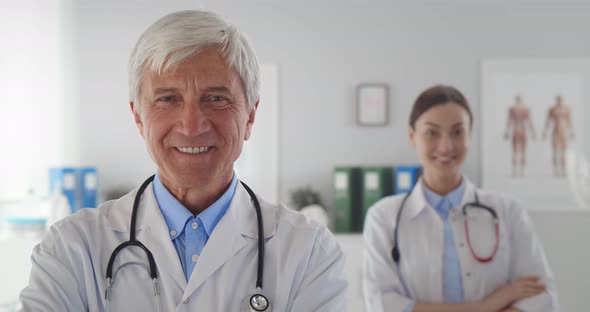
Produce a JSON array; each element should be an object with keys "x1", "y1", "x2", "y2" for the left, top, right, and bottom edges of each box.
[
  {"x1": 181, "y1": 183, "x2": 249, "y2": 300},
  {"x1": 458, "y1": 178, "x2": 477, "y2": 207},
  {"x1": 182, "y1": 183, "x2": 278, "y2": 300},
  {"x1": 134, "y1": 186, "x2": 188, "y2": 290},
  {"x1": 404, "y1": 180, "x2": 429, "y2": 220}
]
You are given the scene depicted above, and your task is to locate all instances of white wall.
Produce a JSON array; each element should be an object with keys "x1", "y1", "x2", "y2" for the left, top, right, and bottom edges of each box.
[
  {"x1": 0, "y1": 0, "x2": 64, "y2": 198},
  {"x1": 70, "y1": 1, "x2": 590, "y2": 310}
]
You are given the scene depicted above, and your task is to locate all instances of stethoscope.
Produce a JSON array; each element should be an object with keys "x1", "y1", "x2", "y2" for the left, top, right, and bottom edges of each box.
[
  {"x1": 105, "y1": 175, "x2": 271, "y2": 312},
  {"x1": 391, "y1": 187, "x2": 500, "y2": 265}
]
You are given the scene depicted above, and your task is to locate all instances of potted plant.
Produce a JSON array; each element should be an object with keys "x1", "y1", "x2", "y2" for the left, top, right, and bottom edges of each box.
[{"x1": 289, "y1": 186, "x2": 329, "y2": 227}]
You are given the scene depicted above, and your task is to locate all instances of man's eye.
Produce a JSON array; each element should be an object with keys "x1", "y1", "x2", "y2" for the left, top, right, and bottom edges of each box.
[
  {"x1": 209, "y1": 95, "x2": 226, "y2": 102},
  {"x1": 206, "y1": 95, "x2": 230, "y2": 107},
  {"x1": 158, "y1": 96, "x2": 176, "y2": 102}
]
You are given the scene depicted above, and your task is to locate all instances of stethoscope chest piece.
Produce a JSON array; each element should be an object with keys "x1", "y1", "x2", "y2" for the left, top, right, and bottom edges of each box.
[{"x1": 242, "y1": 288, "x2": 271, "y2": 311}]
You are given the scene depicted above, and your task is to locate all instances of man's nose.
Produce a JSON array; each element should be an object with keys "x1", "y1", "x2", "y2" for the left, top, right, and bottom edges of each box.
[{"x1": 177, "y1": 102, "x2": 211, "y2": 136}]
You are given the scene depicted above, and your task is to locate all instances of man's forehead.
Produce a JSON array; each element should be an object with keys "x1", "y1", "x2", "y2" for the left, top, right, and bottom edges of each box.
[{"x1": 143, "y1": 67, "x2": 238, "y2": 89}]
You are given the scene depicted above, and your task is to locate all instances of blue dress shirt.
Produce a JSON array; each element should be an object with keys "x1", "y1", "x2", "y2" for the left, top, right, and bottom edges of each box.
[
  {"x1": 153, "y1": 174, "x2": 238, "y2": 281},
  {"x1": 423, "y1": 180, "x2": 466, "y2": 303}
]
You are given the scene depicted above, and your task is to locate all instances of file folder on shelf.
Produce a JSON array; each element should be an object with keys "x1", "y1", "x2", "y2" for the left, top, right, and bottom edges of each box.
[
  {"x1": 79, "y1": 167, "x2": 98, "y2": 209},
  {"x1": 394, "y1": 165, "x2": 421, "y2": 194},
  {"x1": 333, "y1": 167, "x2": 362, "y2": 233},
  {"x1": 49, "y1": 167, "x2": 78, "y2": 213},
  {"x1": 49, "y1": 166, "x2": 99, "y2": 213},
  {"x1": 361, "y1": 167, "x2": 395, "y2": 230}
]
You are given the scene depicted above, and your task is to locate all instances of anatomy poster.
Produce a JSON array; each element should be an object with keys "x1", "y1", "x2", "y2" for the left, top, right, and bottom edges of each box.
[{"x1": 481, "y1": 59, "x2": 590, "y2": 211}]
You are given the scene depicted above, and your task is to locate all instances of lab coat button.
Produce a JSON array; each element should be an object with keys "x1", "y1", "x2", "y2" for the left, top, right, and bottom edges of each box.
[
  {"x1": 466, "y1": 272, "x2": 471, "y2": 277},
  {"x1": 183, "y1": 298, "x2": 190, "y2": 304},
  {"x1": 459, "y1": 242, "x2": 465, "y2": 247}
]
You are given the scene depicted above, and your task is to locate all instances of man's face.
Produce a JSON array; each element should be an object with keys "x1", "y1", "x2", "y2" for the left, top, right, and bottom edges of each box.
[{"x1": 131, "y1": 47, "x2": 257, "y2": 190}]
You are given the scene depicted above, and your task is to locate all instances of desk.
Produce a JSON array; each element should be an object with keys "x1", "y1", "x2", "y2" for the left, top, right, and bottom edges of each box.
[{"x1": 334, "y1": 234, "x2": 365, "y2": 312}]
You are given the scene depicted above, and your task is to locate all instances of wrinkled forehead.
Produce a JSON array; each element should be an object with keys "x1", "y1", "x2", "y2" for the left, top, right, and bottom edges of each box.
[{"x1": 139, "y1": 49, "x2": 245, "y2": 96}]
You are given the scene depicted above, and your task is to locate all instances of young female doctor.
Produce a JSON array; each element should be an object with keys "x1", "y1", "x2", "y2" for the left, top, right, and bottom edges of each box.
[{"x1": 362, "y1": 85, "x2": 558, "y2": 312}]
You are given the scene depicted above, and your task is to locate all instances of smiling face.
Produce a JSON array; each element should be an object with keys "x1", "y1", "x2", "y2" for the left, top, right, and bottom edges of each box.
[
  {"x1": 409, "y1": 102, "x2": 471, "y2": 183},
  {"x1": 130, "y1": 47, "x2": 257, "y2": 193}
]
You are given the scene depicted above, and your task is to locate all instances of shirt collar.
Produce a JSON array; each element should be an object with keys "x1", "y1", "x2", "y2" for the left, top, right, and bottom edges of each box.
[
  {"x1": 152, "y1": 174, "x2": 238, "y2": 239},
  {"x1": 422, "y1": 178, "x2": 466, "y2": 213},
  {"x1": 197, "y1": 175, "x2": 238, "y2": 236}
]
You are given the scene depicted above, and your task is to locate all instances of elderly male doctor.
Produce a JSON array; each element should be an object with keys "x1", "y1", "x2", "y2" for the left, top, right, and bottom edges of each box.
[{"x1": 20, "y1": 10, "x2": 347, "y2": 312}]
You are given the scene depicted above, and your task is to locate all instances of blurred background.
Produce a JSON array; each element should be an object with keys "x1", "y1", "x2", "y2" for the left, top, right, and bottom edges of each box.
[{"x1": 0, "y1": 0, "x2": 589, "y2": 310}]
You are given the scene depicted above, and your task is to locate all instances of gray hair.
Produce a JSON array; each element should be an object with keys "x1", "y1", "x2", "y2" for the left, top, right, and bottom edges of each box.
[{"x1": 128, "y1": 10, "x2": 260, "y2": 109}]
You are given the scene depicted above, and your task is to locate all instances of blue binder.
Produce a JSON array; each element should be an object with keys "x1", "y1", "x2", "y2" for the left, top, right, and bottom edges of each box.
[
  {"x1": 49, "y1": 167, "x2": 78, "y2": 213},
  {"x1": 50, "y1": 167, "x2": 99, "y2": 212},
  {"x1": 79, "y1": 167, "x2": 98, "y2": 209},
  {"x1": 394, "y1": 165, "x2": 422, "y2": 194}
]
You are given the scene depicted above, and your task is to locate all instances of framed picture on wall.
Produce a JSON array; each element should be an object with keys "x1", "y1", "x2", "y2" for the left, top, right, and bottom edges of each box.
[
  {"x1": 356, "y1": 83, "x2": 389, "y2": 126},
  {"x1": 481, "y1": 59, "x2": 590, "y2": 211}
]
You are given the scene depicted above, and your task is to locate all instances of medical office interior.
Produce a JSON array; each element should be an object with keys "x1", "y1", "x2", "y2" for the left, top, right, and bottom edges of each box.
[{"x1": 1, "y1": 0, "x2": 589, "y2": 310}]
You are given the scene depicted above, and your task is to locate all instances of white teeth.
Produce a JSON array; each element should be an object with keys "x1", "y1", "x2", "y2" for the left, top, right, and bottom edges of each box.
[
  {"x1": 176, "y1": 146, "x2": 210, "y2": 154},
  {"x1": 435, "y1": 156, "x2": 453, "y2": 162}
]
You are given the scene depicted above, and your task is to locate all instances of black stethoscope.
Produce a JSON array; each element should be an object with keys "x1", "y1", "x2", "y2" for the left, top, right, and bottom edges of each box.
[
  {"x1": 105, "y1": 175, "x2": 271, "y2": 312},
  {"x1": 391, "y1": 186, "x2": 500, "y2": 265}
]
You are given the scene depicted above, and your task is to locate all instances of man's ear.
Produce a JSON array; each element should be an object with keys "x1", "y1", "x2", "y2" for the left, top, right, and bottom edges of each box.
[
  {"x1": 244, "y1": 100, "x2": 259, "y2": 141},
  {"x1": 130, "y1": 101, "x2": 144, "y2": 137}
]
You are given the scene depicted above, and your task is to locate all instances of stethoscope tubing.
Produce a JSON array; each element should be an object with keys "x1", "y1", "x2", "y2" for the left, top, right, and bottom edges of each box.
[
  {"x1": 392, "y1": 187, "x2": 500, "y2": 265},
  {"x1": 104, "y1": 175, "x2": 267, "y2": 310}
]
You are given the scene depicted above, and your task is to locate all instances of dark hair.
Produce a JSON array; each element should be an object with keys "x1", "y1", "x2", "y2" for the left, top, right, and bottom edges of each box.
[{"x1": 409, "y1": 85, "x2": 473, "y2": 129}]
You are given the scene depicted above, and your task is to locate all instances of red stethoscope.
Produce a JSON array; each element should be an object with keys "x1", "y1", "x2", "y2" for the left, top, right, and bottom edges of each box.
[{"x1": 392, "y1": 190, "x2": 500, "y2": 265}]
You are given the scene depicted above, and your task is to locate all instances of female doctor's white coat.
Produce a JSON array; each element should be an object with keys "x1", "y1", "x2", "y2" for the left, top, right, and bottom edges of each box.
[
  {"x1": 362, "y1": 178, "x2": 558, "y2": 312},
  {"x1": 20, "y1": 182, "x2": 347, "y2": 311}
]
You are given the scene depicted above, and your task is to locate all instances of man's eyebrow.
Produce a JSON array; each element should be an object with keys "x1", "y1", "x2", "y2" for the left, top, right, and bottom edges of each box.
[
  {"x1": 205, "y1": 86, "x2": 231, "y2": 93},
  {"x1": 151, "y1": 87, "x2": 180, "y2": 95}
]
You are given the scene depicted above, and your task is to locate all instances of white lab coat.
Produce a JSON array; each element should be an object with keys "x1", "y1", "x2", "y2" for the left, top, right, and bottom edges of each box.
[
  {"x1": 20, "y1": 182, "x2": 347, "y2": 311},
  {"x1": 362, "y1": 178, "x2": 558, "y2": 312}
]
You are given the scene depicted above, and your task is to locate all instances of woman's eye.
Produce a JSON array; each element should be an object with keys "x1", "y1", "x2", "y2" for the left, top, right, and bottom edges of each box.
[
  {"x1": 426, "y1": 130, "x2": 437, "y2": 137},
  {"x1": 453, "y1": 129, "x2": 464, "y2": 137}
]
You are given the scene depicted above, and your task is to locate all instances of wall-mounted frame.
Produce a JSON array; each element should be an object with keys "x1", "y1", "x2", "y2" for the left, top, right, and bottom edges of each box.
[
  {"x1": 481, "y1": 58, "x2": 590, "y2": 211},
  {"x1": 356, "y1": 83, "x2": 389, "y2": 126}
]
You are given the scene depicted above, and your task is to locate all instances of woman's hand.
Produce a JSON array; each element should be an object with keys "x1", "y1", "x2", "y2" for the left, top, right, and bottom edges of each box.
[{"x1": 481, "y1": 276, "x2": 545, "y2": 312}]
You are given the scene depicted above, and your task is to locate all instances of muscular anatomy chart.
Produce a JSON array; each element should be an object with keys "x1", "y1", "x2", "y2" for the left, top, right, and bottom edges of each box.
[
  {"x1": 504, "y1": 95, "x2": 536, "y2": 177},
  {"x1": 542, "y1": 95, "x2": 575, "y2": 178}
]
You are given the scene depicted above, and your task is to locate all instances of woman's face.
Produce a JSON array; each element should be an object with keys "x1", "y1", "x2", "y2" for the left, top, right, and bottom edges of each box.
[{"x1": 409, "y1": 102, "x2": 471, "y2": 179}]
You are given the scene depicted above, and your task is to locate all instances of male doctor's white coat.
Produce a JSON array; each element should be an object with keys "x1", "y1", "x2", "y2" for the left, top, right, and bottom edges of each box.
[
  {"x1": 362, "y1": 178, "x2": 558, "y2": 312},
  {"x1": 20, "y1": 182, "x2": 347, "y2": 311}
]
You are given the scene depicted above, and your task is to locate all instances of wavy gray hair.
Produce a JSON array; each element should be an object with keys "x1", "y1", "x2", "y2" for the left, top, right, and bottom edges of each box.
[{"x1": 128, "y1": 10, "x2": 260, "y2": 109}]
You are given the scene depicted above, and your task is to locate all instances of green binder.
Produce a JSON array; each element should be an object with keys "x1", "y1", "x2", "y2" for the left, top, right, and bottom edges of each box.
[
  {"x1": 360, "y1": 167, "x2": 395, "y2": 230},
  {"x1": 333, "y1": 167, "x2": 361, "y2": 233}
]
